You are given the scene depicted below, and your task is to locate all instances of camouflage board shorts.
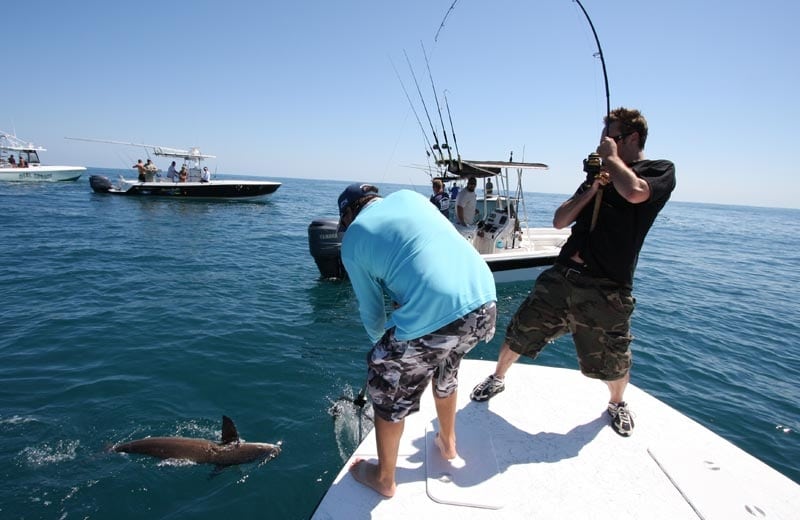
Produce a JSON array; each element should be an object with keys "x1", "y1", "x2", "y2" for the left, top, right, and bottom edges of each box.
[
  {"x1": 506, "y1": 265, "x2": 635, "y2": 381},
  {"x1": 367, "y1": 302, "x2": 497, "y2": 422}
]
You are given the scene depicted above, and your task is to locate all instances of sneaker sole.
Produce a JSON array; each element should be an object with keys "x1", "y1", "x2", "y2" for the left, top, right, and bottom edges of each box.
[
  {"x1": 610, "y1": 419, "x2": 634, "y2": 437},
  {"x1": 470, "y1": 386, "x2": 504, "y2": 402}
]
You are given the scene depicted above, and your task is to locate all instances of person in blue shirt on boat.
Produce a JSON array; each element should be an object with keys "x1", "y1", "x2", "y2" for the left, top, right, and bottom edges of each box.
[
  {"x1": 166, "y1": 161, "x2": 179, "y2": 182},
  {"x1": 449, "y1": 181, "x2": 459, "y2": 200},
  {"x1": 471, "y1": 107, "x2": 676, "y2": 438},
  {"x1": 338, "y1": 183, "x2": 497, "y2": 498},
  {"x1": 429, "y1": 178, "x2": 450, "y2": 219}
]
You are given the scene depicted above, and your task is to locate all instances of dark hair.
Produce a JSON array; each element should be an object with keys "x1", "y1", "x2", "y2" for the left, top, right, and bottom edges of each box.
[
  {"x1": 350, "y1": 194, "x2": 379, "y2": 218},
  {"x1": 605, "y1": 107, "x2": 648, "y2": 150}
]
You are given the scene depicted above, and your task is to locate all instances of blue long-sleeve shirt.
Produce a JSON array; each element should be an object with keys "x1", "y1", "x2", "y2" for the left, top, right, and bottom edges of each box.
[{"x1": 341, "y1": 189, "x2": 496, "y2": 343}]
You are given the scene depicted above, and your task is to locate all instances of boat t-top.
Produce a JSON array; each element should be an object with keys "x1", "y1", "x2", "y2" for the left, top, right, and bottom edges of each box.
[
  {"x1": 67, "y1": 137, "x2": 281, "y2": 199},
  {"x1": 0, "y1": 131, "x2": 86, "y2": 182}
]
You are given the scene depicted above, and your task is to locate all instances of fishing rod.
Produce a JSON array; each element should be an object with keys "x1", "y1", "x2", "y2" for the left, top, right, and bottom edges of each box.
[
  {"x1": 403, "y1": 49, "x2": 446, "y2": 163},
  {"x1": 421, "y1": 41, "x2": 454, "y2": 166},
  {"x1": 390, "y1": 57, "x2": 437, "y2": 167},
  {"x1": 443, "y1": 91, "x2": 462, "y2": 170},
  {"x1": 435, "y1": 0, "x2": 460, "y2": 42},
  {"x1": 573, "y1": 0, "x2": 610, "y2": 118},
  {"x1": 573, "y1": 0, "x2": 611, "y2": 232}
]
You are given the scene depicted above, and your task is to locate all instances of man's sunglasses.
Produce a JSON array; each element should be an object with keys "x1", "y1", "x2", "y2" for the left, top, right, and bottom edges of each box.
[{"x1": 609, "y1": 132, "x2": 633, "y2": 142}]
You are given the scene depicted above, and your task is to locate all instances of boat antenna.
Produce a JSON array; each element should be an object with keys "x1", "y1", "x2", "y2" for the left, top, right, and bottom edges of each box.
[
  {"x1": 421, "y1": 41, "x2": 454, "y2": 165},
  {"x1": 403, "y1": 49, "x2": 446, "y2": 163},
  {"x1": 573, "y1": 0, "x2": 610, "y2": 232},
  {"x1": 443, "y1": 90, "x2": 462, "y2": 170},
  {"x1": 390, "y1": 57, "x2": 437, "y2": 165},
  {"x1": 434, "y1": 0, "x2": 460, "y2": 42}
]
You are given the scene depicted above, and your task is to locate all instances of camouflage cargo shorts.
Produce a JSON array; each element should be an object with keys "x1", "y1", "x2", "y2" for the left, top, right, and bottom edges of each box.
[
  {"x1": 506, "y1": 265, "x2": 635, "y2": 381},
  {"x1": 367, "y1": 302, "x2": 497, "y2": 423}
]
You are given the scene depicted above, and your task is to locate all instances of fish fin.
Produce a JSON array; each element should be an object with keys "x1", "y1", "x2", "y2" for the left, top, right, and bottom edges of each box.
[
  {"x1": 208, "y1": 465, "x2": 226, "y2": 479},
  {"x1": 221, "y1": 415, "x2": 240, "y2": 444}
]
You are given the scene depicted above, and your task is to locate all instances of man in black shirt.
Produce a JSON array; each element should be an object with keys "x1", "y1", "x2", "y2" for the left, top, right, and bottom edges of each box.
[{"x1": 470, "y1": 107, "x2": 676, "y2": 437}]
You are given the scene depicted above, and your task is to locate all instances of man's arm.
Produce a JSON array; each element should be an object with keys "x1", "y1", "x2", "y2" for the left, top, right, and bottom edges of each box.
[
  {"x1": 598, "y1": 138, "x2": 651, "y2": 203},
  {"x1": 342, "y1": 256, "x2": 387, "y2": 343},
  {"x1": 553, "y1": 177, "x2": 605, "y2": 229}
]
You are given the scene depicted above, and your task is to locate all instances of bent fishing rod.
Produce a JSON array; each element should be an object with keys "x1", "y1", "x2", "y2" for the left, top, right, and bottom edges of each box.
[
  {"x1": 574, "y1": 0, "x2": 610, "y2": 118},
  {"x1": 574, "y1": 0, "x2": 611, "y2": 231}
]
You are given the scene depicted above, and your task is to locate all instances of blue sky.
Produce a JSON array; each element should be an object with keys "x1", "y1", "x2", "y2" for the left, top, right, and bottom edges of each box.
[{"x1": 5, "y1": 1, "x2": 799, "y2": 208}]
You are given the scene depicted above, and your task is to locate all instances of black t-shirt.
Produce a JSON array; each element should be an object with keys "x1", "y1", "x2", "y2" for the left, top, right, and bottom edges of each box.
[{"x1": 557, "y1": 159, "x2": 676, "y2": 287}]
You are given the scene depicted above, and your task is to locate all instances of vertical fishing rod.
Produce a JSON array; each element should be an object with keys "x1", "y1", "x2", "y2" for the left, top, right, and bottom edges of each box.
[
  {"x1": 443, "y1": 91, "x2": 462, "y2": 170},
  {"x1": 391, "y1": 57, "x2": 437, "y2": 166},
  {"x1": 573, "y1": 0, "x2": 611, "y2": 232},
  {"x1": 404, "y1": 49, "x2": 446, "y2": 163},
  {"x1": 421, "y1": 41, "x2": 454, "y2": 166}
]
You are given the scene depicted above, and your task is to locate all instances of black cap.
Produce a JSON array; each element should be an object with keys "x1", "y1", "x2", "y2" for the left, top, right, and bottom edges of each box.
[{"x1": 337, "y1": 183, "x2": 379, "y2": 216}]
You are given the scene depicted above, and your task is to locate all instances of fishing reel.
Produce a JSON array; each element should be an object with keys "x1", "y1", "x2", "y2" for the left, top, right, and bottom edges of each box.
[
  {"x1": 582, "y1": 152, "x2": 603, "y2": 187},
  {"x1": 582, "y1": 152, "x2": 602, "y2": 177}
]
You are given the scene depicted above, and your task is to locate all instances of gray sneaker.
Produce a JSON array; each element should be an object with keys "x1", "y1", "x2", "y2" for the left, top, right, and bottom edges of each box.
[
  {"x1": 470, "y1": 375, "x2": 505, "y2": 402},
  {"x1": 607, "y1": 401, "x2": 634, "y2": 436}
]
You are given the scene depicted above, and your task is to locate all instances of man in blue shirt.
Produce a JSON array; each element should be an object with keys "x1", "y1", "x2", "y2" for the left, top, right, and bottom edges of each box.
[{"x1": 338, "y1": 183, "x2": 497, "y2": 498}]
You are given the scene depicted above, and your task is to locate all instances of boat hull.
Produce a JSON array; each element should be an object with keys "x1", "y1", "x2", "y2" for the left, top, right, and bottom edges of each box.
[
  {"x1": 0, "y1": 166, "x2": 85, "y2": 182},
  {"x1": 89, "y1": 175, "x2": 280, "y2": 199}
]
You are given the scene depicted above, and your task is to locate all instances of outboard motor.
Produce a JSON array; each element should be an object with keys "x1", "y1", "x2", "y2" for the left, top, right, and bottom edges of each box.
[
  {"x1": 89, "y1": 175, "x2": 113, "y2": 193},
  {"x1": 308, "y1": 218, "x2": 347, "y2": 280}
]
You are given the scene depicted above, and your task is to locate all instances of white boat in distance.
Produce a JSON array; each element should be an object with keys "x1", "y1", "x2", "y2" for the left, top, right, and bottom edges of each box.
[
  {"x1": 67, "y1": 137, "x2": 281, "y2": 199},
  {"x1": 0, "y1": 131, "x2": 86, "y2": 182},
  {"x1": 307, "y1": 158, "x2": 570, "y2": 284},
  {"x1": 313, "y1": 359, "x2": 800, "y2": 519}
]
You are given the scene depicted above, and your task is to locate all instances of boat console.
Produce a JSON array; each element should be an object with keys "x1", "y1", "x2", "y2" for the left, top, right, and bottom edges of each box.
[{"x1": 474, "y1": 208, "x2": 517, "y2": 254}]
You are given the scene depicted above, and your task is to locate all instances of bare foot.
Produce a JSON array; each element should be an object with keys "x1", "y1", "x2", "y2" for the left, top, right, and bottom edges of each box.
[
  {"x1": 349, "y1": 458, "x2": 396, "y2": 498},
  {"x1": 434, "y1": 433, "x2": 458, "y2": 460}
]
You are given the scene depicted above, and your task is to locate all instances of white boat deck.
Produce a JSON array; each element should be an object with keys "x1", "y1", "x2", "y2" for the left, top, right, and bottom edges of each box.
[{"x1": 312, "y1": 360, "x2": 799, "y2": 519}]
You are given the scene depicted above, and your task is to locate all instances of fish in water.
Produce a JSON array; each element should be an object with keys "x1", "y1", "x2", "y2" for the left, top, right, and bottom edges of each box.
[{"x1": 112, "y1": 415, "x2": 281, "y2": 468}]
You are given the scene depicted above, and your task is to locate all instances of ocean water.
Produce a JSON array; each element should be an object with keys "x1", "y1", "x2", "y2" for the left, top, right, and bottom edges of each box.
[{"x1": 1, "y1": 170, "x2": 798, "y2": 519}]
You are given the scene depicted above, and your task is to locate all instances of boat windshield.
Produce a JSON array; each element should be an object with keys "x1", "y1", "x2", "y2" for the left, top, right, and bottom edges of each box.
[{"x1": 20, "y1": 150, "x2": 41, "y2": 165}]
